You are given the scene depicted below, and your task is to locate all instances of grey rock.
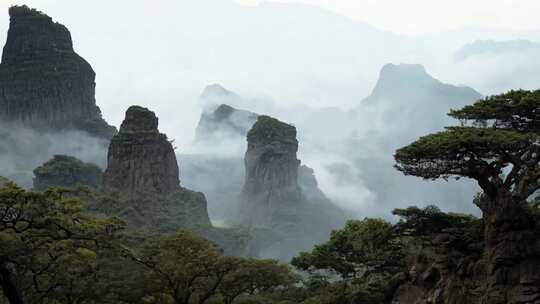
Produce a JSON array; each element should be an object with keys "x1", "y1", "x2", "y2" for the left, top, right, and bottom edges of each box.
[
  {"x1": 0, "y1": 5, "x2": 116, "y2": 139},
  {"x1": 238, "y1": 115, "x2": 301, "y2": 227},
  {"x1": 103, "y1": 106, "x2": 179, "y2": 195}
]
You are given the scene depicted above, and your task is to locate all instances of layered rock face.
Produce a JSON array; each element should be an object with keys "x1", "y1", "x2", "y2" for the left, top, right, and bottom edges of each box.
[
  {"x1": 239, "y1": 115, "x2": 301, "y2": 226},
  {"x1": 103, "y1": 106, "x2": 179, "y2": 195},
  {"x1": 0, "y1": 6, "x2": 116, "y2": 139},
  {"x1": 237, "y1": 115, "x2": 345, "y2": 260},
  {"x1": 100, "y1": 105, "x2": 212, "y2": 231},
  {"x1": 33, "y1": 155, "x2": 102, "y2": 191}
]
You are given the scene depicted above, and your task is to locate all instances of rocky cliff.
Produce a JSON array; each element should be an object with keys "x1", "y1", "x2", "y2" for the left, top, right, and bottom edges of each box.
[
  {"x1": 237, "y1": 115, "x2": 345, "y2": 260},
  {"x1": 33, "y1": 155, "x2": 102, "y2": 191},
  {"x1": 359, "y1": 64, "x2": 482, "y2": 140},
  {"x1": 103, "y1": 106, "x2": 179, "y2": 195},
  {"x1": 0, "y1": 5, "x2": 116, "y2": 139},
  {"x1": 239, "y1": 115, "x2": 301, "y2": 227},
  {"x1": 390, "y1": 206, "x2": 540, "y2": 304},
  {"x1": 100, "y1": 105, "x2": 213, "y2": 232}
]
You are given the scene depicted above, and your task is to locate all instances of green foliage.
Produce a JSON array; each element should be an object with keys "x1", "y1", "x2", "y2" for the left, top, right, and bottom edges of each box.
[
  {"x1": 0, "y1": 183, "x2": 125, "y2": 303},
  {"x1": 34, "y1": 155, "x2": 101, "y2": 176},
  {"x1": 395, "y1": 89, "x2": 540, "y2": 204},
  {"x1": 395, "y1": 126, "x2": 535, "y2": 180},
  {"x1": 83, "y1": 187, "x2": 212, "y2": 232},
  {"x1": 219, "y1": 258, "x2": 298, "y2": 304},
  {"x1": 79, "y1": 187, "x2": 249, "y2": 256},
  {"x1": 449, "y1": 89, "x2": 540, "y2": 131},
  {"x1": 392, "y1": 205, "x2": 478, "y2": 236},
  {"x1": 292, "y1": 219, "x2": 404, "y2": 279},
  {"x1": 33, "y1": 155, "x2": 103, "y2": 191},
  {"x1": 126, "y1": 231, "x2": 297, "y2": 304},
  {"x1": 247, "y1": 116, "x2": 297, "y2": 144}
]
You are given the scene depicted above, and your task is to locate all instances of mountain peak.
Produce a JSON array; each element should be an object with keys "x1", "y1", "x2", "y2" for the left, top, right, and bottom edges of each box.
[
  {"x1": 8, "y1": 5, "x2": 49, "y2": 18},
  {"x1": 367, "y1": 63, "x2": 456, "y2": 102},
  {"x1": 119, "y1": 106, "x2": 159, "y2": 133},
  {"x1": 0, "y1": 6, "x2": 116, "y2": 139},
  {"x1": 201, "y1": 84, "x2": 238, "y2": 100},
  {"x1": 378, "y1": 64, "x2": 433, "y2": 84},
  {"x1": 3, "y1": 5, "x2": 73, "y2": 64},
  {"x1": 104, "y1": 106, "x2": 179, "y2": 195}
]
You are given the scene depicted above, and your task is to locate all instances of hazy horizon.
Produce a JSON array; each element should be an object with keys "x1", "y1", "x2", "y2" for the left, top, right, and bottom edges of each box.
[{"x1": 0, "y1": 0, "x2": 538, "y2": 220}]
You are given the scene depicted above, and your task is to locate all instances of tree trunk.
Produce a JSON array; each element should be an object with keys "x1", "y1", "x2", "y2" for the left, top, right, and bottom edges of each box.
[
  {"x1": 0, "y1": 265, "x2": 23, "y2": 304},
  {"x1": 481, "y1": 194, "x2": 540, "y2": 304}
]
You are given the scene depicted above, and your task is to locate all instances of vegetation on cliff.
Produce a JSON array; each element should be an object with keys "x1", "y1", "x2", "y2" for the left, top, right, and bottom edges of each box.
[
  {"x1": 33, "y1": 155, "x2": 102, "y2": 191},
  {"x1": 246, "y1": 115, "x2": 298, "y2": 145},
  {"x1": 395, "y1": 89, "x2": 540, "y2": 303}
]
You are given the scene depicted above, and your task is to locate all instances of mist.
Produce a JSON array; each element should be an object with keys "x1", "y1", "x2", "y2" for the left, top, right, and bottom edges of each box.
[
  {"x1": 0, "y1": 0, "x2": 538, "y2": 222},
  {"x1": 0, "y1": 123, "x2": 109, "y2": 188}
]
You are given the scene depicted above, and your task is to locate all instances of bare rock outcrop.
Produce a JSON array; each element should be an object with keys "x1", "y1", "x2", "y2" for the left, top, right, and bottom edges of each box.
[
  {"x1": 101, "y1": 105, "x2": 212, "y2": 230},
  {"x1": 238, "y1": 115, "x2": 301, "y2": 227},
  {"x1": 237, "y1": 115, "x2": 345, "y2": 260},
  {"x1": 103, "y1": 106, "x2": 179, "y2": 195},
  {"x1": 0, "y1": 5, "x2": 116, "y2": 139},
  {"x1": 391, "y1": 206, "x2": 540, "y2": 304}
]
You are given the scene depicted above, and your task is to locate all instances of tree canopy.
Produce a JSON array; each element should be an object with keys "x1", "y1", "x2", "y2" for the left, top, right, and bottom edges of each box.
[
  {"x1": 291, "y1": 219, "x2": 404, "y2": 280},
  {"x1": 0, "y1": 183, "x2": 125, "y2": 304},
  {"x1": 395, "y1": 90, "x2": 540, "y2": 205}
]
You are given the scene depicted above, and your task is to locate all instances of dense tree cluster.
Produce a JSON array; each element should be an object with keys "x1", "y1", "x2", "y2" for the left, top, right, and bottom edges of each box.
[{"x1": 0, "y1": 184, "x2": 296, "y2": 304}]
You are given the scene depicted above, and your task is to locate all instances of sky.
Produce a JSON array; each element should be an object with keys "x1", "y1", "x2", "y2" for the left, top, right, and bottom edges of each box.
[
  {"x1": 237, "y1": 0, "x2": 540, "y2": 35},
  {"x1": 0, "y1": 0, "x2": 538, "y2": 220}
]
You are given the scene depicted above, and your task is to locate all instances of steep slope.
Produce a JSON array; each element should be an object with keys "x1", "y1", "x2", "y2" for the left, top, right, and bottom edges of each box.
[
  {"x1": 239, "y1": 116, "x2": 302, "y2": 227},
  {"x1": 360, "y1": 64, "x2": 482, "y2": 143},
  {"x1": 238, "y1": 115, "x2": 345, "y2": 260},
  {"x1": 0, "y1": 5, "x2": 116, "y2": 139},
  {"x1": 97, "y1": 106, "x2": 247, "y2": 255},
  {"x1": 348, "y1": 64, "x2": 485, "y2": 217},
  {"x1": 101, "y1": 106, "x2": 210, "y2": 229},
  {"x1": 103, "y1": 106, "x2": 179, "y2": 195}
]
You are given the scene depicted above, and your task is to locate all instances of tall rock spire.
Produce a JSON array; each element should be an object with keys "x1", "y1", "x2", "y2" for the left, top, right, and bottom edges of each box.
[
  {"x1": 103, "y1": 106, "x2": 179, "y2": 195},
  {"x1": 0, "y1": 5, "x2": 116, "y2": 139},
  {"x1": 239, "y1": 115, "x2": 301, "y2": 226}
]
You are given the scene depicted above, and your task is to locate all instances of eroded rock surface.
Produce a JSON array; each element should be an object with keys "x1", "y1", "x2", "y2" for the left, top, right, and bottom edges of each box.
[
  {"x1": 239, "y1": 115, "x2": 301, "y2": 226},
  {"x1": 0, "y1": 5, "x2": 116, "y2": 139},
  {"x1": 101, "y1": 105, "x2": 212, "y2": 231},
  {"x1": 103, "y1": 106, "x2": 179, "y2": 195},
  {"x1": 391, "y1": 207, "x2": 540, "y2": 304},
  {"x1": 237, "y1": 115, "x2": 345, "y2": 260}
]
